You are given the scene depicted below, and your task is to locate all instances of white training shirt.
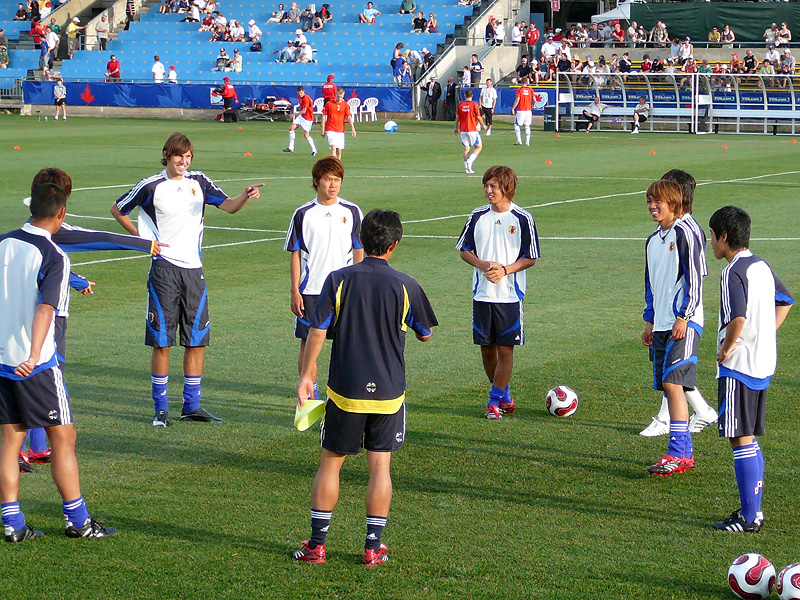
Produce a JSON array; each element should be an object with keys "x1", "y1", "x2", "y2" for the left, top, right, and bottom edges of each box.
[
  {"x1": 284, "y1": 197, "x2": 364, "y2": 296},
  {"x1": 479, "y1": 86, "x2": 497, "y2": 108},
  {"x1": 152, "y1": 61, "x2": 166, "y2": 82},
  {"x1": 456, "y1": 203, "x2": 540, "y2": 303},
  {"x1": 115, "y1": 170, "x2": 228, "y2": 269}
]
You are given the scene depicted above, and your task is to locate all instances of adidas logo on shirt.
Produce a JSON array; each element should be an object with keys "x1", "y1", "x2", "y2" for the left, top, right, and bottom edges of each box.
[
  {"x1": 495, "y1": 220, "x2": 502, "y2": 225},
  {"x1": 325, "y1": 212, "x2": 332, "y2": 217}
]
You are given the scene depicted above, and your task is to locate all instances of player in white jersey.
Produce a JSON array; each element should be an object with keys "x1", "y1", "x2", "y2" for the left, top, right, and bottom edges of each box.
[
  {"x1": 456, "y1": 166, "x2": 540, "y2": 420},
  {"x1": 640, "y1": 169, "x2": 717, "y2": 438},
  {"x1": 708, "y1": 205, "x2": 793, "y2": 533},
  {"x1": 285, "y1": 157, "x2": 363, "y2": 398},
  {"x1": 641, "y1": 180, "x2": 705, "y2": 477},
  {"x1": 111, "y1": 133, "x2": 263, "y2": 427}
]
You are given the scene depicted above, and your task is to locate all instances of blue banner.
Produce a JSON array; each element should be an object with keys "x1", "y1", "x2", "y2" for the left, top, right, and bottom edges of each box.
[{"x1": 23, "y1": 82, "x2": 413, "y2": 112}]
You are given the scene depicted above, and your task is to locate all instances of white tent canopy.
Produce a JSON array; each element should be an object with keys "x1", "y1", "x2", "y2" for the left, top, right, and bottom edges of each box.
[{"x1": 591, "y1": 1, "x2": 632, "y2": 24}]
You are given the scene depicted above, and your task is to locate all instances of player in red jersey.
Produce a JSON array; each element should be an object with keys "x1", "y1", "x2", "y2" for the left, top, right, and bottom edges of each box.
[
  {"x1": 453, "y1": 88, "x2": 486, "y2": 174},
  {"x1": 511, "y1": 77, "x2": 533, "y2": 146},
  {"x1": 321, "y1": 74, "x2": 337, "y2": 103},
  {"x1": 284, "y1": 86, "x2": 318, "y2": 155},
  {"x1": 321, "y1": 88, "x2": 357, "y2": 160}
]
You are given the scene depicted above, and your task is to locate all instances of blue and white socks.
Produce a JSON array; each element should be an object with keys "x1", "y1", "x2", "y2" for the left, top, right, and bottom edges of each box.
[
  {"x1": 734, "y1": 441, "x2": 763, "y2": 524},
  {"x1": 309, "y1": 509, "x2": 332, "y2": 549},
  {"x1": 2, "y1": 502, "x2": 25, "y2": 532},
  {"x1": 366, "y1": 515, "x2": 387, "y2": 551},
  {"x1": 152, "y1": 374, "x2": 169, "y2": 413},
  {"x1": 62, "y1": 496, "x2": 90, "y2": 528},
  {"x1": 183, "y1": 375, "x2": 202, "y2": 413},
  {"x1": 668, "y1": 420, "x2": 692, "y2": 459}
]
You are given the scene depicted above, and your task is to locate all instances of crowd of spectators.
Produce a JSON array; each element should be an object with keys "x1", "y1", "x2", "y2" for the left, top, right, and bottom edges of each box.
[
  {"x1": 390, "y1": 41, "x2": 434, "y2": 84},
  {"x1": 270, "y1": 29, "x2": 315, "y2": 63}
]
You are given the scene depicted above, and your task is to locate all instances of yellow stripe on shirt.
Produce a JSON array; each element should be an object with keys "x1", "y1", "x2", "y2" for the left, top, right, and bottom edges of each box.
[{"x1": 328, "y1": 387, "x2": 405, "y2": 414}]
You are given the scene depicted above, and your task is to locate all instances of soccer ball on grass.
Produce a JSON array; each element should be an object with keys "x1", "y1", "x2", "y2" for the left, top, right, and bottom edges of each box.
[
  {"x1": 777, "y1": 563, "x2": 800, "y2": 600},
  {"x1": 728, "y1": 553, "x2": 776, "y2": 600},
  {"x1": 545, "y1": 385, "x2": 578, "y2": 417}
]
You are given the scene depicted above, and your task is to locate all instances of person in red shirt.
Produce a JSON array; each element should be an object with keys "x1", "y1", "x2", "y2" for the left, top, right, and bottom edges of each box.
[
  {"x1": 106, "y1": 54, "x2": 121, "y2": 81},
  {"x1": 320, "y1": 87, "x2": 356, "y2": 160},
  {"x1": 220, "y1": 76, "x2": 238, "y2": 110},
  {"x1": 511, "y1": 77, "x2": 533, "y2": 146},
  {"x1": 525, "y1": 23, "x2": 539, "y2": 62},
  {"x1": 284, "y1": 86, "x2": 318, "y2": 155},
  {"x1": 321, "y1": 74, "x2": 337, "y2": 103},
  {"x1": 453, "y1": 88, "x2": 486, "y2": 174}
]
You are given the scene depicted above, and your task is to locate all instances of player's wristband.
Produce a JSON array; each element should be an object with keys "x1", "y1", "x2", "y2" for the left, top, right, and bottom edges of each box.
[
  {"x1": 676, "y1": 316, "x2": 688, "y2": 322},
  {"x1": 502, "y1": 266, "x2": 508, "y2": 275}
]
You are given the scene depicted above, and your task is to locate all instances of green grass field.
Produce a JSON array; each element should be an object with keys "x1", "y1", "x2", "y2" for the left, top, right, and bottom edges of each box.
[{"x1": 1, "y1": 114, "x2": 799, "y2": 600}]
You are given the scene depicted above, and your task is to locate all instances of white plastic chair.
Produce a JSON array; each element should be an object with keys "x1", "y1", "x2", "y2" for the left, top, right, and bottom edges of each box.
[
  {"x1": 360, "y1": 97, "x2": 378, "y2": 121},
  {"x1": 347, "y1": 97, "x2": 362, "y2": 122},
  {"x1": 313, "y1": 97, "x2": 325, "y2": 122}
]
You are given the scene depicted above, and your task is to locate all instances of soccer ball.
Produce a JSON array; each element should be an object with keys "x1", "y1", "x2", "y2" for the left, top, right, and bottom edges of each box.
[
  {"x1": 545, "y1": 385, "x2": 578, "y2": 417},
  {"x1": 777, "y1": 563, "x2": 800, "y2": 600},
  {"x1": 728, "y1": 554, "x2": 776, "y2": 600},
  {"x1": 384, "y1": 120, "x2": 398, "y2": 132}
]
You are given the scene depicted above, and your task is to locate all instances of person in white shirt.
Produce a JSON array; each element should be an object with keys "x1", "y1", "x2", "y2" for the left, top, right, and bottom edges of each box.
[
  {"x1": 227, "y1": 48, "x2": 243, "y2": 72},
  {"x1": 248, "y1": 19, "x2": 262, "y2": 41},
  {"x1": 582, "y1": 96, "x2": 607, "y2": 132},
  {"x1": 296, "y1": 42, "x2": 313, "y2": 63},
  {"x1": 511, "y1": 22, "x2": 522, "y2": 46},
  {"x1": 152, "y1": 55, "x2": 166, "y2": 82},
  {"x1": 541, "y1": 35, "x2": 557, "y2": 60},
  {"x1": 479, "y1": 78, "x2": 497, "y2": 136},
  {"x1": 493, "y1": 20, "x2": 505, "y2": 46},
  {"x1": 631, "y1": 96, "x2": 649, "y2": 134},
  {"x1": 229, "y1": 20, "x2": 245, "y2": 41},
  {"x1": 168, "y1": 64, "x2": 178, "y2": 83},
  {"x1": 95, "y1": 14, "x2": 110, "y2": 50}
]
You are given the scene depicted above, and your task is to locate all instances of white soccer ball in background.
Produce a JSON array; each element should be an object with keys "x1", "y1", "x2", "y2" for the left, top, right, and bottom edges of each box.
[
  {"x1": 384, "y1": 120, "x2": 398, "y2": 132},
  {"x1": 545, "y1": 385, "x2": 578, "y2": 417},
  {"x1": 728, "y1": 554, "x2": 776, "y2": 600},
  {"x1": 777, "y1": 563, "x2": 800, "y2": 600}
]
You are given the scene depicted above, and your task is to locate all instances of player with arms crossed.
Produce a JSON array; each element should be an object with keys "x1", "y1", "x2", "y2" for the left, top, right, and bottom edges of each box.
[
  {"x1": 642, "y1": 180, "x2": 705, "y2": 476},
  {"x1": 285, "y1": 157, "x2": 363, "y2": 401},
  {"x1": 111, "y1": 132, "x2": 263, "y2": 426},
  {"x1": 1, "y1": 183, "x2": 117, "y2": 542},
  {"x1": 456, "y1": 166, "x2": 540, "y2": 420},
  {"x1": 293, "y1": 209, "x2": 437, "y2": 566},
  {"x1": 511, "y1": 76, "x2": 533, "y2": 146},
  {"x1": 284, "y1": 86, "x2": 318, "y2": 156},
  {"x1": 320, "y1": 88, "x2": 357, "y2": 160},
  {"x1": 454, "y1": 89, "x2": 486, "y2": 174},
  {"x1": 708, "y1": 206, "x2": 793, "y2": 532},
  {"x1": 640, "y1": 169, "x2": 718, "y2": 438}
]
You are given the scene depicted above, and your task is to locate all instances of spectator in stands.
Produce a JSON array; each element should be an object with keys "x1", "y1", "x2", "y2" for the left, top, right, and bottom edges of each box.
[
  {"x1": 778, "y1": 22, "x2": 791, "y2": 46},
  {"x1": 406, "y1": 48, "x2": 423, "y2": 80},
  {"x1": 426, "y1": 13, "x2": 437, "y2": 33},
  {"x1": 511, "y1": 22, "x2": 523, "y2": 46},
  {"x1": 272, "y1": 38, "x2": 296, "y2": 62},
  {"x1": 526, "y1": 22, "x2": 539, "y2": 61},
  {"x1": 40, "y1": 1, "x2": 52, "y2": 22},
  {"x1": 729, "y1": 52, "x2": 742, "y2": 74},
  {"x1": 183, "y1": 2, "x2": 201, "y2": 21},
  {"x1": 30, "y1": 19, "x2": 45, "y2": 45},
  {"x1": 556, "y1": 51, "x2": 571, "y2": 73},
  {"x1": 618, "y1": 51, "x2": 631, "y2": 79},
  {"x1": 460, "y1": 63, "x2": 470, "y2": 86},
  {"x1": 699, "y1": 59, "x2": 712, "y2": 75},
  {"x1": 286, "y1": 2, "x2": 301, "y2": 23},
  {"x1": 228, "y1": 48, "x2": 243, "y2": 72},
  {"x1": 512, "y1": 55, "x2": 531, "y2": 84},
  {"x1": 45, "y1": 24, "x2": 58, "y2": 68},
  {"x1": 641, "y1": 53, "x2": 652, "y2": 73},
  {"x1": 159, "y1": 0, "x2": 171, "y2": 13},
  {"x1": 391, "y1": 42, "x2": 403, "y2": 69},
  {"x1": 295, "y1": 28, "x2": 307, "y2": 45},
  {"x1": 649, "y1": 20, "x2": 668, "y2": 48},
  {"x1": 267, "y1": 4, "x2": 286, "y2": 23},
  {"x1": 469, "y1": 53, "x2": 484, "y2": 86},
  {"x1": 765, "y1": 44, "x2": 779, "y2": 65},
  {"x1": 105, "y1": 53, "x2": 121, "y2": 80},
  {"x1": 582, "y1": 96, "x2": 606, "y2": 133},
  {"x1": 626, "y1": 20, "x2": 637, "y2": 47},
  {"x1": 296, "y1": 41, "x2": 314, "y2": 63},
  {"x1": 411, "y1": 11, "x2": 426, "y2": 33},
  {"x1": 30, "y1": 0, "x2": 40, "y2": 22},
  {"x1": 721, "y1": 24, "x2": 735, "y2": 48},
  {"x1": 636, "y1": 25, "x2": 646, "y2": 47},
  {"x1": 744, "y1": 50, "x2": 759, "y2": 74},
  {"x1": 206, "y1": 0, "x2": 216, "y2": 12},
  {"x1": 229, "y1": 20, "x2": 245, "y2": 41},
  {"x1": 359, "y1": 2, "x2": 381, "y2": 23},
  {"x1": 587, "y1": 22, "x2": 600, "y2": 47},
  {"x1": 0, "y1": 29, "x2": 8, "y2": 48},
  {"x1": 600, "y1": 22, "x2": 613, "y2": 48},
  {"x1": 96, "y1": 14, "x2": 110, "y2": 50},
  {"x1": 494, "y1": 19, "x2": 505, "y2": 46},
  {"x1": 320, "y1": 4, "x2": 332, "y2": 22},
  {"x1": 0, "y1": 46, "x2": 9, "y2": 68},
  {"x1": 398, "y1": 0, "x2": 416, "y2": 15},
  {"x1": 213, "y1": 48, "x2": 229, "y2": 70},
  {"x1": 14, "y1": 3, "x2": 28, "y2": 20},
  {"x1": 764, "y1": 23, "x2": 778, "y2": 47},
  {"x1": 300, "y1": 8, "x2": 314, "y2": 31},
  {"x1": 392, "y1": 52, "x2": 407, "y2": 83},
  {"x1": 66, "y1": 18, "x2": 87, "y2": 58},
  {"x1": 199, "y1": 12, "x2": 215, "y2": 32},
  {"x1": 708, "y1": 26, "x2": 720, "y2": 46},
  {"x1": 484, "y1": 16, "x2": 495, "y2": 46},
  {"x1": 757, "y1": 59, "x2": 775, "y2": 89},
  {"x1": 152, "y1": 55, "x2": 166, "y2": 82},
  {"x1": 541, "y1": 34, "x2": 557, "y2": 60},
  {"x1": 679, "y1": 57, "x2": 697, "y2": 89},
  {"x1": 422, "y1": 47, "x2": 434, "y2": 69},
  {"x1": 311, "y1": 10, "x2": 324, "y2": 31},
  {"x1": 248, "y1": 19, "x2": 262, "y2": 41},
  {"x1": 168, "y1": 64, "x2": 178, "y2": 82},
  {"x1": 594, "y1": 55, "x2": 609, "y2": 88},
  {"x1": 679, "y1": 37, "x2": 693, "y2": 65},
  {"x1": 612, "y1": 22, "x2": 624, "y2": 47},
  {"x1": 782, "y1": 48, "x2": 795, "y2": 71}
]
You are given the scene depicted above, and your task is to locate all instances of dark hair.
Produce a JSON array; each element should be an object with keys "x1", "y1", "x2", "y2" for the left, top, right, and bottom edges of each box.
[
  {"x1": 31, "y1": 167, "x2": 72, "y2": 198},
  {"x1": 161, "y1": 132, "x2": 194, "y2": 166},
  {"x1": 709, "y1": 206, "x2": 750, "y2": 251},
  {"x1": 30, "y1": 183, "x2": 67, "y2": 220},
  {"x1": 464, "y1": 88, "x2": 473, "y2": 99},
  {"x1": 661, "y1": 169, "x2": 696, "y2": 213},
  {"x1": 482, "y1": 165, "x2": 518, "y2": 201},
  {"x1": 311, "y1": 156, "x2": 344, "y2": 190},
  {"x1": 361, "y1": 209, "x2": 402, "y2": 256}
]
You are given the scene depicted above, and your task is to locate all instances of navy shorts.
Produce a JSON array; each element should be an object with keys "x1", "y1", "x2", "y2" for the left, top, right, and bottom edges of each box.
[
  {"x1": 320, "y1": 399, "x2": 405, "y2": 455},
  {"x1": 650, "y1": 327, "x2": 700, "y2": 391},
  {"x1": 473, "y1": 300, "x2": 524, "y2": 346},
  {"x1": 295, "y1": 294, "x2": 334, "y2": 340},
  {"x1": 0, "y1": 367, "x2": 72, "y2": 428},
  {"x1": 717, "y1": 377, "x2": 767, "y2": 438},
  {"x1": 146, "y1": 260, "x2": 210, "y2": 348}
]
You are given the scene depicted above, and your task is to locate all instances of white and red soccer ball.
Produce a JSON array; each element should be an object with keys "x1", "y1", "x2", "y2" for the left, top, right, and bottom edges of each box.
[
  {"x1": 777, "y1": 563, "x2": 800, "y2": 600},
  {"x1": 545, "y1": 385, "x2": 578, "y2": 417},
  {"x1": 728, "y1": 554, "x2": 776, "y2": 600}
]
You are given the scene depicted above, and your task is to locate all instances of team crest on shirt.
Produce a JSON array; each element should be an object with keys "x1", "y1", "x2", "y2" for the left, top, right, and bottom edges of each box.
[
  {"x1": 669, "y1": 242, "x2": 675, "y2": 251},
  {"x1": 341, "y1": 216, "x2": 348, "y2": 224},
  {"x1": 190, "y1": 187, "x2": 198, "y2": 197},
  {"x1": 508, "y1": 225, "x2": 517, "y2": 234}
]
